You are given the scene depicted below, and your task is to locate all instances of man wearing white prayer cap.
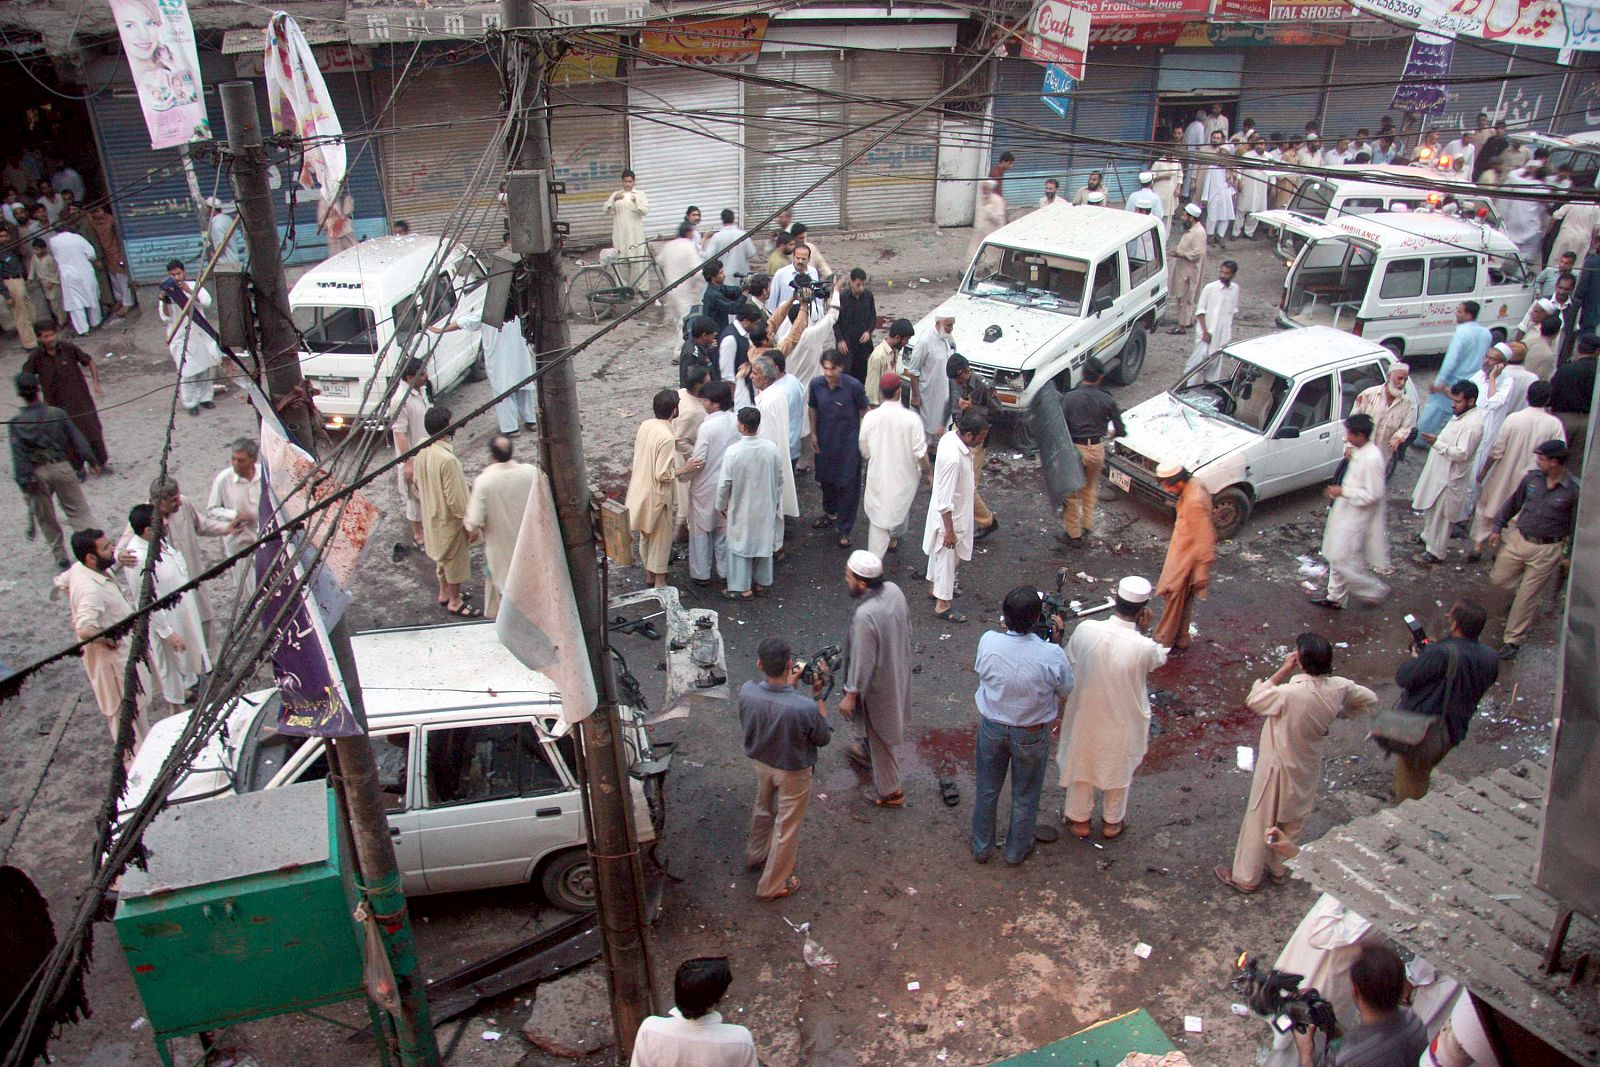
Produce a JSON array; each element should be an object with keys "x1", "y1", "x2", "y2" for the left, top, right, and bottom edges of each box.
[
  {"x1": 1153, "y1": 460, "x2": 1215, "y2": 650},
  {"x1": 1167, "y1": 204, "x2": 1207, "y2": 334},
  {"x1": 1084, "y1": 189, "x2": 1107, "y2": 206},
  {"x1": 1056, "y1": 574, "x2": 1167, "y2": 840},
  {"x1": 1515, "y1": 296, "x2": 1563, "y2": 381},
  {"x1": 1125, "y1": 171, "x2": 1163, "y2": 215},
  {"x1": 840, "y1": 549, "x2": 913, "y2": 805}
]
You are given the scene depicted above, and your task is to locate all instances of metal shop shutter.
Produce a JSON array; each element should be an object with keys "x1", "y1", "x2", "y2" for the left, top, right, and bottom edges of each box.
[
  {"x1": 549, "y1": 78, "x2": 628, "y2": 247},
  {"x1": 1320, "y1": 37, "x2": 1413, "y2": 142},
  {"x1": 90, "y1": 74, "x2": 388, "y2": 283},
  {"x1": 990, "y1": 56, "x2": 1072, "y2": 212},
  {"x1": 1156, "y1": 49, "x2": 1244, "y2": 95},
  {"x1": 745, "y1": 53, "x2": 846, "y2": 230},
  {"x1": 844, "y1": 51, "x2": 942, "y2": 228},
  {"x1": 377, "y1": 62, "x2": 504, "y2": 249},
  {"x1": 1067, "y1": 49, "x2": 1159, "y2": 205},
  {"x1": 629, "y1": 68, "x2": 744, "y2": 240},
  {"x1": 1552, "y1": 54, "x2": 1599, "y2": 135},
  {"x1": 1428, "y1": 42, "x2": 1511, "y2": 135},
  {"x1": 1240, "y1": 47, "x2": 1328, "y2": 140},
  {"x1": 1502, "y1": 47, "x2": 1569, "y2": 131}
]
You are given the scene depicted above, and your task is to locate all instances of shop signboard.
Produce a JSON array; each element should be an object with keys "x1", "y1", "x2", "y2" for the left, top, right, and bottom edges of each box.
[
  {"x1": 1075, "y1": 0, "x2": 1208, "y2": 25},
  {"x1": 1391, "y1": 32, "x2": 1453, "y2": 114},
  {"x1": 638, "y1": 15, "x2": 768, "y2": 66},
  {"x1": 1346, "y1": 0, "x2": 1600, "y2": 52},
  {"x1": 1041, "y1": 62, "x2": 1074, "y2": 118},
  {"x1": 1022, "y1": 0, "x2": 1090, "y2": 79},
  {"x1": 346, "y1": 1, "x2": 652, "y2": 44}
]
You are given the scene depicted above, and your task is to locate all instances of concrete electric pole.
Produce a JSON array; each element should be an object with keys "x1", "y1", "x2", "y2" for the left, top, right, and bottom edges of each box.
[
  {"x1": 495, "y1": 8, "x2": 658, "y2": 1056},
  {"x1": 219, "y1": 80, "x2": 441, "y2": 1067}
]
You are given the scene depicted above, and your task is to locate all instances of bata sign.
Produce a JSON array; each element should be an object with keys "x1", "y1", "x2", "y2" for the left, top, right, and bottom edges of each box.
[{"x1": 1021, "y1": 0, "x2": 1090, "y2": 79}]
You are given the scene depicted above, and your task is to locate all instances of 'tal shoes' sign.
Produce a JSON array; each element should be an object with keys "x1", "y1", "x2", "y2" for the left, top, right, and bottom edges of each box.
[{"x1": 1022, "y1": 0, "x2": 1090, "y2": 80}]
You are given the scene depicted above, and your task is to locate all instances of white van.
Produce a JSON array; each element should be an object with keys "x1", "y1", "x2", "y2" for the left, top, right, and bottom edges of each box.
[
  {"x1": 293, "y1": 236, "x2": 489, "y2": 430},
  {"x1": 1260, "y1": 164, "x2": 1505, "y2": 259},
  {"x1": 1261, "y1": 209, "x2": 1535, "y2": 360},
  {"x1": 915, "y1": 205, "x2": 1167, "y2": 411}
]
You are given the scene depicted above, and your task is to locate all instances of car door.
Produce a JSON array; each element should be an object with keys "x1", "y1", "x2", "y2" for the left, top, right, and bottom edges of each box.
[
  {"x1": 1257, "y1": 372, "x2": 1338, "y2": 497},
  {"x1": 275, "y1": 729, "x2": 426, "y2": 895},
  {"x1": 414, "y1": 717, "x2": 578, "y2": 894},
  {"x1": 1339, "y1": 360, "x2": 1385, "y2": 420},
  {"x1": 1081, "y1": 251, "x2": 1127, "y2": 372}
]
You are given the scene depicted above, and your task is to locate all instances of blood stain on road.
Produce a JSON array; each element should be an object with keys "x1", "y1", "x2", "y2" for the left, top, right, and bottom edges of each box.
[{"x1": 914, "y1": 724, "x2": 977, "y2": 770}]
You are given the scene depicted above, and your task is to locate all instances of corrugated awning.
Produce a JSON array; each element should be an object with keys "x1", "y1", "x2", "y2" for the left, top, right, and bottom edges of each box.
[
  {"x1": 221, "y1": 25, "x2": 350, "y2": 54},
  {"x1": 1288, "y1": 760, "x2": 1599, "y2": 1063}
]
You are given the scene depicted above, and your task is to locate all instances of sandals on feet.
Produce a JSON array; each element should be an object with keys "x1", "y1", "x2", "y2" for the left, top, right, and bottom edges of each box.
[
  {"x1": 1067, "y1": 820, "x2": 1093, "y2": 839},
  {"x1": 812, "y1": 515, "x2": 837, "y2": 529},
  {"x1": 934, "y1": 608, "x2": 969, "y2": 624},
  {"x1": 1214, "y1": 865, "x2": 1259, "y2": 894},
  {"x1": 444, "y1": 601, "x2": 483, "y2": 618},
  {"x1": 1101, "y1": 821, "x2": 1125, "y2": 840},
  {"x1": 759, "y1": 875, "x2": 800, "y2": 901}
]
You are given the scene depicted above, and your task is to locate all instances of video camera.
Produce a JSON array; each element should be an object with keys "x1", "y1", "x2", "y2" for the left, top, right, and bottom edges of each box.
[
  {"x1": 1035, "y1": 568, "x2": 1070, "y2": 643},
  {"x1": 1231, "y1": 953, "x2": 1339, "y2": 1036},
  {"x1": 800, "y1": 644, "x2": 842, "y2": 700},
  {"x1": 791, "y1": 272, "x2": 835, "y2": 302},
  {"x1": 1403, "y1": 612, "x2": 1431, "y2": 649}
]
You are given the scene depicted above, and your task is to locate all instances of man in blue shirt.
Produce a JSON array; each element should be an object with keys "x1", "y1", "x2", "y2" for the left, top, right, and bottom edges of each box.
[
  {"x1": 808, "y1": 352, "x2": 869, "y2": 546},
  {"x1": 1417, "y1": 301, "x2": 1491, "y2": 436},
  {"x1": 972, "y1": 587, "x2": 1074, "y2": 866},
  {"x1": 739, "y1": 637, "x2": 832, "y2": 900}
]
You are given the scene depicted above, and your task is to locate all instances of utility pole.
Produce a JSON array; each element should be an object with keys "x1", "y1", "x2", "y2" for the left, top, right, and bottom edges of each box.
[
  {"x1": 498, "y1": 6, "x2": 658, "y2": 1057},
  {"x1": 220, "y1": 81, "x2": 441, "y2": 1067},
  {"x1": 218, "y1": 81, "x2": 317, "y2": 453}
]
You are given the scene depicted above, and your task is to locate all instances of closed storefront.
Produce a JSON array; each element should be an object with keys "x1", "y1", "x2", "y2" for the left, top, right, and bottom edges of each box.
[
  {"x1": 1501, "y1": 47, "x2": 1568, "y2": 130},
  {"x1": 744, "y1": 53, "x2": 846, "y2": 229},
  {"x1": 89, "y1": 50, "x2": 387, "y2": 283},
  {"x1": 843, "y1": 51, "x2": 942, "y2": 227},
  {"x1": 1319, "y1": 37, "x2": 1411, "y2": 140},
  {"x1": 1553, "y1": 54, "x2": 1600, "y2": 136},
  {"x1": 376, "y1": 58, "x2": 502, "y2": 247},
  {"x1": 1428, "y1": 42, "x2": 1510, "y2": 135},
  {"x1": 1240, "y1": 47, "x2": 1330, "y2": 138},
  {"x1": 628, "y1": 68, "x2": 743, "y2": 241},
  {"x1": 549, "y1": 78, "x2": 628, "y2": 246}
]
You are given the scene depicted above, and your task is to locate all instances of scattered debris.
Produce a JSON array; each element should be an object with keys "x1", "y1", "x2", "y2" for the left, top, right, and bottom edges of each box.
[
  {"x1": 1236, "y1": 747, "x2": 1255, "y2": 772},
  {"x1": 784, "y1": 918, "x2": 837, "y2": 970},
  {"x1": 907, "y1": 981, "x2": 921, "y2": 992},
  {"x1": 1134, "y1": 942, "x2": 1153, "y2": 959},
  {"x1": 481, "y1": 1030, "x2": 502, "y2": 1041},
  {"x1": 1183, "y1": 1015, "x2": 1204, "y2": 1033},
  {"x1": 1231, "y1": 1003, "x2": 1251, "y2": 1017}
]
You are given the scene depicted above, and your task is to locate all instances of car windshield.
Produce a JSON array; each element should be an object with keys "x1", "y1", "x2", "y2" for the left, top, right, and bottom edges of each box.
[
  {"x1": 1171, "y1": 353, "x2": 1292, "y2": 433},
  {"x1": 237, "y1": 694, "x2": 311, "y2": 792},
  {"x1": 1287, "y1": 179, "x2": 1336, "y2": 219},
  {"x1": 962, "y1": 244, "x2": 1087, "y2": 314},
  {"x1": 293, "y1": 304, "x2": 378, "y2": 355}
]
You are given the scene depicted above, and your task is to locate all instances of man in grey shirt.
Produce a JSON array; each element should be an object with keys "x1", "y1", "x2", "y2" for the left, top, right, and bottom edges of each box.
[
  {"x1": 1295, "y1": 943, "x2": 1427, "y2": 1067},
  {"x1": 739, "y1": 637, "x2": 831, "y2": 901}
]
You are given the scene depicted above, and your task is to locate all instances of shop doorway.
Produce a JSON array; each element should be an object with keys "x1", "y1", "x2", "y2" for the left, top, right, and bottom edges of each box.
[
  {"x1": 1155, "y1": 96, "x2": 1241, "y2": 144},
  {"x1": 0, "y1": 52, "x2": 102, "y2": 205}
]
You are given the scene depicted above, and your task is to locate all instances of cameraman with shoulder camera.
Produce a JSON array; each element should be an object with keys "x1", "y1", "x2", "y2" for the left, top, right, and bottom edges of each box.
[
  {"x1": 1390, "y1": 600, "x2": 1499, "y2": 802},
  {"x1": 739, "y1": 637, "x2": 832, "y2": 901},
  {"x1": 1294, "y1": 943, "x2": 1426, "y2": 1066},
  {"x1": 971, "y1": 586, "x2": 1074, "y2": 866}
]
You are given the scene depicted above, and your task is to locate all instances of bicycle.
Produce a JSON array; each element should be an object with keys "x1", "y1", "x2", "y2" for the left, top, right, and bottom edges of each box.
[{"x1": 563, "y1": 251, "x2": 667, "y2": 324}]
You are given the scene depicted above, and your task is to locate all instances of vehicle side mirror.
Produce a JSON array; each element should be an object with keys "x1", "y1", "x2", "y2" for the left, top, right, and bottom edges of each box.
[
  {"x1": 1274, "y1": 425, "x2": 1301, "y2": 440},
  {"x1": 1090, "y1": 295, "x2": 1112, "y2": 315}
]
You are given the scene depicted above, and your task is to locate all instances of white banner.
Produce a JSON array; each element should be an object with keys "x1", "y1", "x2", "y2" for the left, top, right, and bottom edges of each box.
[
  {"x1": 1347, "y1": 0, "x2": 1600, "y2": 54},
  {"x1": 110, "y1": 0, "x2": 212, "y2": 148}
]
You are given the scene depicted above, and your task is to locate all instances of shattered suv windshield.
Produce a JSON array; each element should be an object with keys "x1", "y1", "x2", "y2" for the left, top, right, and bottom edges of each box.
[{"x1": 963, "y1": 245, "x2": 1087, "y2": 315}]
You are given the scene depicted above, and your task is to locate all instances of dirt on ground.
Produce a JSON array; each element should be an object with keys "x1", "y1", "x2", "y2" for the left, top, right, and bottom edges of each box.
[{"x1": 0, "y1": 221, "x2": 1558, "y2": 1067}]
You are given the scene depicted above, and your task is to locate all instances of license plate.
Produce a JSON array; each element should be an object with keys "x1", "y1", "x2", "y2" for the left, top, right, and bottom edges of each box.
[
  {"x1": 1108, "y1": 467, "x2": 1132, "y2": 493},
  {"x1": 316, "y1": 379, "x2": 350, "y2": 398}
]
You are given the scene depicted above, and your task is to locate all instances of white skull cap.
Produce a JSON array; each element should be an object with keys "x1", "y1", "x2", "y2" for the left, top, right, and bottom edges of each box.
[
  {"x1": 1184, "y1": 203, "x2": 1203, "y2": 218},
  {"x1": 847, "y1": 550, "x2": 883, "y2": 579},
  {"x1": 1117, "y1": 576, "x2": 1153, "y2": 603}
]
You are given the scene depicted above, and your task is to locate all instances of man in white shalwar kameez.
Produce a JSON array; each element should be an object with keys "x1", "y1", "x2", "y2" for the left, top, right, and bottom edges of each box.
[
  {"x1": 858, "y1": 373, "x2": 930, "y2": 560},
  {"x1": 1231, "y1": 143, "x2": 1270, "y2": 239},
  {"x1": 905, "y1": 317, "x2": 956, "y2": 440},
  {"x1": 1468, "y1": 381, "x2": 1564, "y2": 555},
  {"x1": 57, "y1": 529, "x2": 148, "y2": 744},
  {"x1": 1351, "y1": 363, "x2": 1416, "y2": 475},
  {"x1": 1150, "y1": 152, "x2": 1182, "y2": 226},
  {"x1": 159, "y1": 260, "x2": 222, "y2": 413},
  {"x1": 682, "y1": 382, "x2": 739, "y2": 584},
  {"x1": 1056, "y1": 576, "x2": 1168, "y2": 839},
  {"x1": 656, "y1": 223, "x2": 703, "y2": 339},
  {"x1": 1459, "y1": 344, "x2": 1536, "y2": 521},
  {"x1": 1310, "y1": 415, "x2": 1390, "y2": 609},
  {"x1": 465, "y1": 434, "x2": 538, "y2": 613},
  {"x1": 1185, "y1": 262, "x2": 1240, "y2": 378},
  {"x1": 751, "y1": 355, "x2": 799, "y2": 553},
  {"x1": 968, "y1": 153, "x2": 1014, "y2": 257},
  {"x1": 1411, "y1": 382, "x2": 1485, "y2": 564},
  {"x1": 923, "y1": 413, "x2": 984, "y2": 624},
  {"x1": 206, "y1": 437, "x2": 261, "y2": 558},
  {"x1": 124, "y1": 505, "x2": 211, "y2": 707},
  {"x1": 602, "y1": 171, "x2": 649, "y2": 287},
  {"x1": 717, "y1": 407, "x2": 785, "y2": 598},
  {"x1": 1198, "y1": 136, "x2": 1237, "y2": 244},
  {"x1": 47, "y1": 228, "x2": 101, "y2": 335},
  {"x1": 119, "y1": 477, "x2": 240, "y2": 651}
]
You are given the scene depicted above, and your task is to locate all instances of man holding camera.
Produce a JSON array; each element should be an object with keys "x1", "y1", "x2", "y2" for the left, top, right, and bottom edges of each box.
[
  {"x1": 1292, "y1": 943, "x2": 1427, "y2": 1066},
  {"x1": 1391, "y1": 600, "x2": 1499, "y2": 801},
  {"x1": 1215, "y1": 634, "x2": 1377, "y2": 894},
  {"x1": 739, "y1": 637, "x2": 832, "y2": 901},
  {"x1": 840, "y1": 550, "x2": 912, "y2": 806},
  {"x1": 972, "y1": 586, "x2": 1074, "y2": 866},
  {"x1": 766, "y1": 242, "x2": 824, "y2": 318},
  {"x1": 1057, "y1": 576, "x2": 1167, "y2": 840}
]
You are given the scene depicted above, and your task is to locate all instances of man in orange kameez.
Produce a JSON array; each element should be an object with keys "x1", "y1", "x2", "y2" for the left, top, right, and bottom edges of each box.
[{"x1": 1153, "y1": 461, "x2": 1215, "y2": 651}]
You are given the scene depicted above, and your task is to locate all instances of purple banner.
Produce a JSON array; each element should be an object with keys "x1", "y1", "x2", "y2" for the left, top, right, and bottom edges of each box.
[
  {"x1": 254, "y1": 464, "x2": 361, "y2": 737},
  {"x1": 1391, "y1": 33, "x2": 1453, "y2": 117}
]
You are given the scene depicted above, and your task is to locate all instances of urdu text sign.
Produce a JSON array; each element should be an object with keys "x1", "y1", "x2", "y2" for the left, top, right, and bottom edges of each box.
[{"x1": 1042, "y1": 64, "x2": 1074, "y2": 119}]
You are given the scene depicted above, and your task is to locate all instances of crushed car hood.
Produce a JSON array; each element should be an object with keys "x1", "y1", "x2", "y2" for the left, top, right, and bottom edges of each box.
[{"x1": 1118, "y1": 391, "x2": 1258, "y2": 472}]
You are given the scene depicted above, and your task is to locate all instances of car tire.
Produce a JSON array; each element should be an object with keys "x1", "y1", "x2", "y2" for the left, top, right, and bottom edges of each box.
[
  {"x1": 539, "y1": 848, "x2": 597, "y2": 913},
  {"x1": 465, "y1": 342, "x2": 488, "y2": 383},
  {"x1": 1210, "y1": 486, "x2": 1253, "y2": 540},
  {"x1": 1108, "y1": 327, "x2": 1147, "y2": 387}
]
